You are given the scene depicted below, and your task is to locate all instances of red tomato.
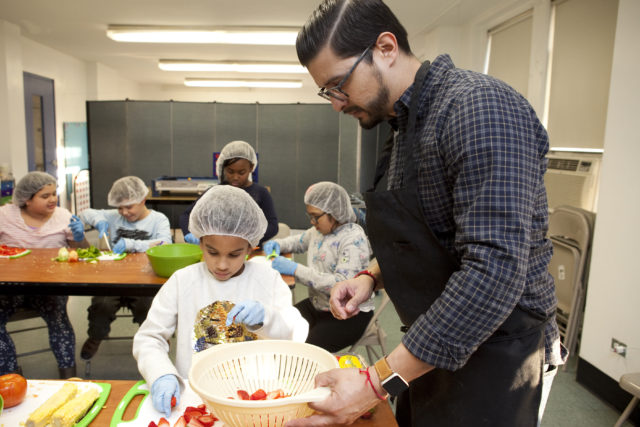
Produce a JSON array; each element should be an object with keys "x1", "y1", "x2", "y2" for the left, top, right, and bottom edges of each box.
[
  {"x1": 236, "y1": 390, "x2": 250, "y2": 400},
  {"x1": 250, "y1": 389, "x2": 267, "y2": 400},
  {"x1": 0, "y1": 373, "x2": 27, "y2": 408}
]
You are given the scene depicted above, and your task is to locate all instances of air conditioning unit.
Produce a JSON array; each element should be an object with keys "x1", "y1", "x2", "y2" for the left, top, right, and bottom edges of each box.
[{"x1": 544, "y1": 150, "x2": 602, "y2": 212}]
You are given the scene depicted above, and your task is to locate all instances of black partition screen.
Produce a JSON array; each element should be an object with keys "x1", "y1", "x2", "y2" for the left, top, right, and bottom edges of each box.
[{"x1": 87, "y1": 100, "x2": 380, "y2": 229}]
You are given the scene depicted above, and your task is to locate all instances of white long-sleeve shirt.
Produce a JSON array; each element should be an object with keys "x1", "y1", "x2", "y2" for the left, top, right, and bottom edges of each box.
[
  {"x1": 79, "y1": 208, "x2": 171, "y2": 252},
  {"x1": 132, "y1": 259, "x2": 308, "y2": 386}
]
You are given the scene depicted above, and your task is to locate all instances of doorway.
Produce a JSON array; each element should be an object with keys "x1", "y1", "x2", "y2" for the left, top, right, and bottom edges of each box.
[{"x1": 23, "y1": 72, "x2": 57, "y2": 176}]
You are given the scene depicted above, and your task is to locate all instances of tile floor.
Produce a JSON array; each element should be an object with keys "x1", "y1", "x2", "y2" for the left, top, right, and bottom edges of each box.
[{"x1": 5, "y1": 248, "x2": 632, "y2": 426}]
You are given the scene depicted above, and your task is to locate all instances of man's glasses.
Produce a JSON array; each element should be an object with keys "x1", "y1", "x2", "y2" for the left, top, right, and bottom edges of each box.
[
  {"x1": 317, "y1": 44, "x2": 373, "y2": 102},
  {"x1": 306, "y1": 212, "x2": 327, "y2": 223}
]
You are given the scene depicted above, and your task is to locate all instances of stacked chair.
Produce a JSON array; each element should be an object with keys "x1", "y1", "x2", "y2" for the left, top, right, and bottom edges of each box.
[{"x1": 547, "y1": 205, "x2": 596, "y2": 366}]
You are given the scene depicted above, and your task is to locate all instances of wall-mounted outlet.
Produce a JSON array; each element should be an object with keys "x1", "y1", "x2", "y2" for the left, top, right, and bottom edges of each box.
[{"x1": 611, "y1": 338, "x2": 627, "y2": 357}]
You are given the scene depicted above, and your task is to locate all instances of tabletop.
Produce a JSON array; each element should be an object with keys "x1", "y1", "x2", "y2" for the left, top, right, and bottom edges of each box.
[
  {"x1": 0, "y1": 248, "x2": 165, "y2": 296},
  {"x1": 92, "y1": 379, "x2": 398, "y2": 427},
  {"x1": 0, "y1": 248, "x2": 294, "y2": 296}
]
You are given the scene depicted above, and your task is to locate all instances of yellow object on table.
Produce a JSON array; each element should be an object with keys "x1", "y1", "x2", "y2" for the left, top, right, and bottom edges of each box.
[
  {"x1": 338, "y1": 354, "x2": 364, "y2": 369},
  {"x1": 26, "y1": 382, "x2": 77, "y2": 427},
  {"x1": 51, "y1": 387, "x2": 100, "y2": 427}
]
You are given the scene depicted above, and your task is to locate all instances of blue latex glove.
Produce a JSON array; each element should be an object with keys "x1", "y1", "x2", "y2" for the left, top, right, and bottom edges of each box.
[
  {"x1": 183, "y1": 233, "x2": 200, "y2": 244},
  {"x1": 68, "y1": 215, "x2": 85, "y2": 242},
  {"x1": 112, "y1": 239, "x2": 126, "y2": 254},
  {"x1": 262, "y1": 240, "x2": 280, "y2": 258},
  {"x1": 226, "y1": 300, "x2": 265, "y2": 327},
  {"x1": 272, "y1": 256, "x2": 298, "y2": 276},
  {"x1": 96, "y1": 221, "x2": 109, "y2": 238},
  {"x1": 151, "y1": 374, "x2": 180, "y2": 418}
]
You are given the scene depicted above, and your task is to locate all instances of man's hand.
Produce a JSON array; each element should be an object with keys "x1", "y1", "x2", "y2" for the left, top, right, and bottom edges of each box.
[
  {"x1": 329, "y1": 275, "x2": 375, "y2": 320},
  {"x1": 285, "y1": 368, "x2": 382, "y2": 427}
]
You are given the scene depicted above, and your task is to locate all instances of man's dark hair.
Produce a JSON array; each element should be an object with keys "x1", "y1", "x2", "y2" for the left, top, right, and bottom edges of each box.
[{"x1": 296, "y1": 0, "x2": 411, "y2": 66}]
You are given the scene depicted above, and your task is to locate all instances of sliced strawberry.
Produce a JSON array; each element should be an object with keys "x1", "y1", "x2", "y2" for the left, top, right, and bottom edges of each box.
[
  {"x1": 148, "y1": 422, "x2": 158, "y2": 427},
  {"x1": 237, "y1": 390, "x2": 250, "y2": 400},
  {"x1": 266, "y1": 389, "x2": 285, "y2": 399},
  {"x1": 197, "y1": 415, "x2": 216, "y2": 427},
  {"x1": 187, "y1": 418, "x2": 205, "y2": 427},
  {"x1": 171, "y1": 396, "x2": 177, "y2": 408},
  {"x1": 158, "y1": 418, "x2": 170, "y2": 427},
  {"x1": 250, "y1": 389, "x2": 267, "y2": 400},
  {"x1": 184, "y1": 410, "x2": 205, "y2": 423},
  {"x1": 184, "y1": 406, "x2": 205, "y2": 414},
  {"x1": 197, "y1": 404, "x2": 207, "y2": 411},
  {"x1": 173, "y1": 416, "x2": 187, "y2": 427}
]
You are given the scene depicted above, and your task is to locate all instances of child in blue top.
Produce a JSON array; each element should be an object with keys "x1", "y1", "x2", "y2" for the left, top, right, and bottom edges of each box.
[{"x1": 77, "y1": 176, "x2": 172, "y2": 360}]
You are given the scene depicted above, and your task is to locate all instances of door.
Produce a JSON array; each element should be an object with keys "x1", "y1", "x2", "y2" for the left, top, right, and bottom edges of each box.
[{"x1": 23, "y1": 72, "x2": 57, "y2": 176}]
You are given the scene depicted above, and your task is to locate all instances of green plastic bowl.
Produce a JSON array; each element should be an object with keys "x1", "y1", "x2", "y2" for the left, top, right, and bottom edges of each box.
[{"x1": 146, "y1": 243, "x2": 203, "y2": 278}]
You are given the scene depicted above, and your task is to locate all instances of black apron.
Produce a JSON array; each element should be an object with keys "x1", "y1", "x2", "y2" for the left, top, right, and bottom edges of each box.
[{"x1": 364, "y1": 61, "x2": 548, "y2": 427}]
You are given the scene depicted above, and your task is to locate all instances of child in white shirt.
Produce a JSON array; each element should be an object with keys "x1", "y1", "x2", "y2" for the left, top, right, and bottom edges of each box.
[{"x1": 133, "y1": 184, "x2": 308, "y2": 417}]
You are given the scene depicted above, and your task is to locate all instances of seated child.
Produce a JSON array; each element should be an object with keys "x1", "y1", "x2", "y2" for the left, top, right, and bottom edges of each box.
[
  {"x1": 0, "y1": 171, "x2": 88, "y2": 378},
  {"x1": 77, "y1": 175, "x2": 172, "y2": 360},
  {"x1": 132, "y1": 184, "x2": 308, "y2": 417},
  {"x1": 179, "y1": 140, "x2": 279, "y2": 246},
  {"x1": 264, "y1": 181, "x2": 374, "y2": 352}
]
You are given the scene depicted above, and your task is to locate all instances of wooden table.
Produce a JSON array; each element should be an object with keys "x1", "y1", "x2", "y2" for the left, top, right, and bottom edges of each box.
[
  {"x1": 0, "y1": 248, "x2": 294, "y2": 296},
  {"x1": 92, "y1": 379, "x2": 397, "y2": 426},
  {"x1": 0, "y1": 248, "x2": 165, "y2": 296}
]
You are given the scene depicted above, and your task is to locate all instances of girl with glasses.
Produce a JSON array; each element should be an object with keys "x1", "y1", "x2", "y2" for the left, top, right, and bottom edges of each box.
[{"x1": 264, "y1": 181, "x2": 373, "y2": 352}]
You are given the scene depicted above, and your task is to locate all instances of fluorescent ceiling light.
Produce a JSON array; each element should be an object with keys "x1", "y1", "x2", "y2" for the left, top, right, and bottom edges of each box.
[
  {"x1": 184, "y1": 78, "x2": 302, "y2": 88},
  {"x1": 159, "y1": 60, "x2": 306, "y2": 74},
  {"x1": 107, "y1": 25, "x2": 299, "y2": 45}
]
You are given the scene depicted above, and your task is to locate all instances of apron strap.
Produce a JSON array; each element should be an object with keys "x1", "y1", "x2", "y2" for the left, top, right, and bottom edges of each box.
[{"x1": 401, "y1": 61, "x2": 431, "y2": 186}]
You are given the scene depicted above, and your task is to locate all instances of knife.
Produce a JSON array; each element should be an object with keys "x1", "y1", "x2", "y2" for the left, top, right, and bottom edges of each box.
[{"x1": 101, "y1": 233, "x2": 112, "y2": 252}]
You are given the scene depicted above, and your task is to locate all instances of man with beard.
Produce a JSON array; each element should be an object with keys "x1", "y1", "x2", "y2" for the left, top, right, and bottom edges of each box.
[{"x1": 288, "y1": 1, "x2": 566, "y2": 426}]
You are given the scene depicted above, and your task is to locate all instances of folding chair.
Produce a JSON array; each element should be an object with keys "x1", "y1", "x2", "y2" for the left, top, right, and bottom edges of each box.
[
  {"x1": 347, "y1": 290, "x2": 391, "y2": 365},
  {"x1": 547, "y1": 205, "x2": 595, "y2": 363}
]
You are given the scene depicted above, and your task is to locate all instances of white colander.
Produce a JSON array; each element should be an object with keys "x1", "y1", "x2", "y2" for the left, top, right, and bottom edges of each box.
[{"x1": 188, "y1": 340, "x2": 339, "y2": 427}]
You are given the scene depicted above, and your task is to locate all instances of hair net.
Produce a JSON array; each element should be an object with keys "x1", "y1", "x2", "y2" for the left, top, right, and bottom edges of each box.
[
  {"x1": 216, "y1": 140, "x2": 258, "y2": 182},
  {"x1": 13, "y1": 171, "x2": 57, "y2": 207},
  {"x1": 107, "y1": 176, "x2": 149, "y2": 207},
  {"x1": 304, "y1": 181, "x2": 356, "y2": 224},
  {"x1": 189, "y1": 185, "x2": 267, "y2": 247}
]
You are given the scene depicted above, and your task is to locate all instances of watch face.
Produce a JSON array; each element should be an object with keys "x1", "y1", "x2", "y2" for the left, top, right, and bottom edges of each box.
[{"x1": 381, "y1": 373, "x2": 409, "y2": 396}]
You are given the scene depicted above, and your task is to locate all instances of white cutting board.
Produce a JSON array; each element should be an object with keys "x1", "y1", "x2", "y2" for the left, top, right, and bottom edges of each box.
[
  {"x1": 113, "y1": 380, "x2": 223, "y2": 426},
  {"x1": 0, "y1": 380, "x2": 107, "y2": 427}
]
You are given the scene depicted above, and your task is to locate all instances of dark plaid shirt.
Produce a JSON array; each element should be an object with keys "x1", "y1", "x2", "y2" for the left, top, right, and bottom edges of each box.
[{"x1": 390, "y1": 54, "x2": 566, "y2": 370}]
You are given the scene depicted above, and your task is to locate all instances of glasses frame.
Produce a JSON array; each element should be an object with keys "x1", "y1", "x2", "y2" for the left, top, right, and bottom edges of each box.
[
  {"x1": 306, "y1": 212, "x2": 327, "y2": 224},
  {"x1": 317, "y1": 44, "x2": 374, "y2": 101}
]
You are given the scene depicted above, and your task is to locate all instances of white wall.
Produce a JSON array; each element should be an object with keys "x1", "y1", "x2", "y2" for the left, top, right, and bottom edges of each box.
[
  {"x1": 580, "y1": 0, "x2": 640, "y2": 379},
  {"x1": 0, "y1": 21, "x2": 28, "y2": 178}
]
